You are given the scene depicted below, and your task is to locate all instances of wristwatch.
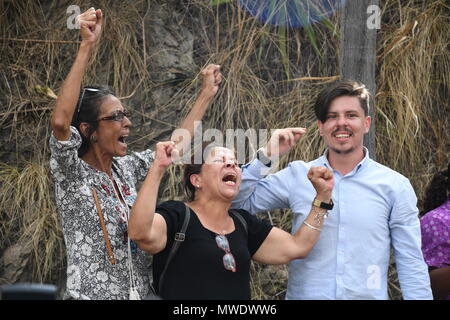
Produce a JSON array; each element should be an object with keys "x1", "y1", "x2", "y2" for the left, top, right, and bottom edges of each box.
[
  {"x1": 312, "y1": 198, "x2": 334, "y2": 210},
  {"x1": 256, "y1": 148, "x2": 272, "y2": 167}
]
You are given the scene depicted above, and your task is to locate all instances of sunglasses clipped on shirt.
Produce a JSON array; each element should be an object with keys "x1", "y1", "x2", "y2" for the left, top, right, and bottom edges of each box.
[{"x1": 215, "y1": 234, "x2": 237, "y2": 272}]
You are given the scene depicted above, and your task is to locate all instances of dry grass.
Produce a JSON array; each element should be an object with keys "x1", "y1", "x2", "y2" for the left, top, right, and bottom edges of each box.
[
  {"x1": 0, "y1": 0, "x2": 448, "y2": 299},
  {"x1": 376, "y1": 0, "x2": 449, "y2": 203},
  {"x1": 0, "y1": 160, "x2": 65, "y2": 283}
]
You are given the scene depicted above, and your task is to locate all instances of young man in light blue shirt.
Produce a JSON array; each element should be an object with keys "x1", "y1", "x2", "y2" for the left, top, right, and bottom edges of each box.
[{"x1": 232, "y1": 81, "x2": 432, "y2": 299}]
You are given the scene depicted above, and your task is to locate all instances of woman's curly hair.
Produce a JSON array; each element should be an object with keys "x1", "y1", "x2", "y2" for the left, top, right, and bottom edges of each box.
[{"x1": 421, "y1": 163, "x2": 449, "y2": 216}]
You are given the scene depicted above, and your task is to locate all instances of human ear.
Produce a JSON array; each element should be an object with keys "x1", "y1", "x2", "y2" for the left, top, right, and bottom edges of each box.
[
  {"x1": 317, "y1": 120, "x2": 324, "y2": 136},
  {"x1": 79, "y1": 122, "x2": 91, "y2": 138},
  {"x1": 364, "y1": 116, "x2": 372, "y2": 133},
  {"x1": 190, "y1": 174, "x2": 202, "y2": 189}
]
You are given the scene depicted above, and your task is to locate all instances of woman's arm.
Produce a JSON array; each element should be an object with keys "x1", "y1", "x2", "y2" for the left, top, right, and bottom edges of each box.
[
  {"x1": 51, "y1": 8, "x2": 102, "y2": 141},
  {"x1": 128, "y1": 142, "x2": 175, "y2": 254},
  {"x1": 171, "y1": 64, "x2": 222, "y2": 154},
  {"x1": 252, "y1": 166, "x2": 334, "y2": 264},
  {"x1": 429, "y1": 266, "x2": 450, "y2": 299}
]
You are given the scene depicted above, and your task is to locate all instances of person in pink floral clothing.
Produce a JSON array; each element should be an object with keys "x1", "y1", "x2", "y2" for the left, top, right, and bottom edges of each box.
[{"x1": 420, "y1": 164, "x2": 450, "y2": 300}]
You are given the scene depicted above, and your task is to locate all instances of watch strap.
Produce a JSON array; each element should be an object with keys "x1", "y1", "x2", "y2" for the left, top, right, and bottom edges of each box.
[
  {"x1": 312, "y1": 198, "x2": 334, "y2": 210},
  {"x1": 256, "y1": 148, "x2": 272, "y2": 167}
]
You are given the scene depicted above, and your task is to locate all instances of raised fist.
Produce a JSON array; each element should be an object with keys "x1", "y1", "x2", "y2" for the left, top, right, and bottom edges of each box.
[
  {"x1": 78, "y1": 7, "x2": 103, "y2": 44},
  {"x1": 154, "y1": 141, "x2": 178, "y2": 170},
  {"x1": 307, "y1": 166, "x2": 334, "y2": 202},
  {"x1": 199, "y1": 64, "x2": 222, "y2": 99}
]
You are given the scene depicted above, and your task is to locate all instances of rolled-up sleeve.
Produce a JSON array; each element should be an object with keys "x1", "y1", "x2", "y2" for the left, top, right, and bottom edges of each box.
[
  {"x1": 49, "y1": 126, "x2": 83, "y2": 183},
  {"x1": 389, "y1": 178, "x2": 433, "y2": 299}
]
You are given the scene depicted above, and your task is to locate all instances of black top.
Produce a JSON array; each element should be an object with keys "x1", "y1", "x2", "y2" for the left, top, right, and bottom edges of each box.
[{"x1": 153, "y1": 200, "x2": 273, "y2": 300}]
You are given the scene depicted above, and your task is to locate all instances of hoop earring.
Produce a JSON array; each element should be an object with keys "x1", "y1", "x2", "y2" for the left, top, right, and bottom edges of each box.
[{"x1": 90, "y1": 135, "x2": 98, "y2": 143}]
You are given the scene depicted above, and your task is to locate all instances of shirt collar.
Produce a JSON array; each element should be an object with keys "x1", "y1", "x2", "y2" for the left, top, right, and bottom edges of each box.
[{"x1": 319, "y1": 147, "x2": 370, "y2": 173}]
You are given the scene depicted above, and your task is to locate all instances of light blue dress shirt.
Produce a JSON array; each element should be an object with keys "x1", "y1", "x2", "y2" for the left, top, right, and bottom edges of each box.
[{"x1": 233, "y1": 149, "x2": 432, "y2": 299}]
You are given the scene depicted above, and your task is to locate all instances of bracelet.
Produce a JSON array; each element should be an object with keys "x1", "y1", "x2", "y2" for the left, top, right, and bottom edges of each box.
[
  {"x1": 303, "y1": 221, "x2": 322, "y2": 232},
  {"x1": 313, "y1": 206, "x2": 329, "y2": 225}
]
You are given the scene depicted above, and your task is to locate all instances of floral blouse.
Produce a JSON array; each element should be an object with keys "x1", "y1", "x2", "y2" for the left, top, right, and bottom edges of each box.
[
  {"x1": 49, "y1": 126, "x2": 154, "y2": 300},
  {"x1": 420, "y1": 198, "x2": 450, "y2": 300},
  {"x1": 420, "y1": 198, "x2": 450, "y2": 269}
]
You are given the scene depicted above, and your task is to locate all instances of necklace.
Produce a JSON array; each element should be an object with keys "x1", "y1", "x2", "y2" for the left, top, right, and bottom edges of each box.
[
  {"x1": 108, "y1": 172, "x2": 140, "y2": 299},
  {"x1": 190, "y1": 203, "x2": 233, "y2": 235},
  {"x1": 218, "y1": 215, "x2": 232, "y2": 235}
]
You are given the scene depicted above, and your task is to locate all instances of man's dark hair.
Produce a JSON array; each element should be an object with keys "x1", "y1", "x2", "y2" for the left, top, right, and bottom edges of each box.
[
  {"x1": 70, "y1": 85, "x2": 116, "y2": 157},
  {"x1": 314, "y1": 80, "x2": 370, "y2": 123}
]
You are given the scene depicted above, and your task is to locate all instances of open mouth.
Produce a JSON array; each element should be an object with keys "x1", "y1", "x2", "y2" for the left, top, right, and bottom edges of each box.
[
  {"x1": 222, "y1": 173, "x2": 237, "y2": 186},
  {"x1": 334, "y1": 131, "x2": 352, "y2": 140},
  {"x1": 118, "y1": 135, "x2": 128, "y2": 144}
]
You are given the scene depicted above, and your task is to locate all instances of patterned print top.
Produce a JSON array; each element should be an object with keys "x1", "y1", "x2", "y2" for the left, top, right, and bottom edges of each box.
[
  {"x1": 49, "y1": 126, "x2": 154, "y2": 300},
  {"x1": 420, "y1": 198, "x2": 450, "y2": 269},
  {"x1": 420, "y1": 198, "x2": 450, "y2": 299}
]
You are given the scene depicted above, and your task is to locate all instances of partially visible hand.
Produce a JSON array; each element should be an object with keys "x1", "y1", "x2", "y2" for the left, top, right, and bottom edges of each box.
[
  {"x1": 154, "y1": 141, "x2": 178, "y2": 170},
  {"x1": 307, "y1": 166, "x2": 334, "y2": 202},
  {"x1": 266, "y1": 128, "x2": 307, "y2": 157},
  {"x1": 199, "y1": 64, "x2": 222, "y2": 99},
  {"x1": 78, "y1": 7, "x2": 103, "y2": 45}
]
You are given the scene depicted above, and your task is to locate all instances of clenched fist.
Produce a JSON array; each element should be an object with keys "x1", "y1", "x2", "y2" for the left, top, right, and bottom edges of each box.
[
  {"x1": 307, "y1": 166, "x2": 334, "y2": 202},
  {"x1": 199, "y1": 64, "x2": 222, "y2": 99},
  {"x1": 78, "y1": 7, "x2": 103, "y2": 45},
  {"x1": 153, "y1": 141, "x2": 179, "y2": 170}
]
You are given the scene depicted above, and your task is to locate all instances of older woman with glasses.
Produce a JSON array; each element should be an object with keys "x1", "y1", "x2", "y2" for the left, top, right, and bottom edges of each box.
[
  {"x1": 49, "y1": 8, "x2": 221, "y2": 300},
  {"x1": 128, "y1": 142, "x2": 334, "y2": 299}
]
